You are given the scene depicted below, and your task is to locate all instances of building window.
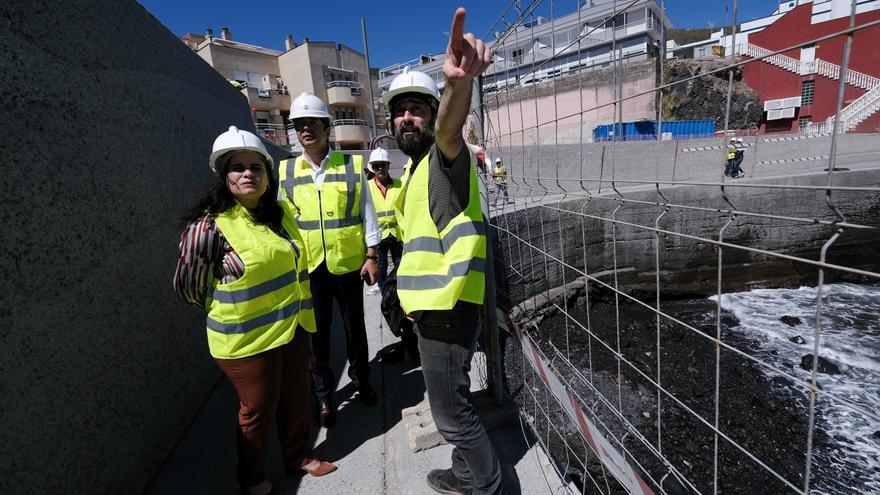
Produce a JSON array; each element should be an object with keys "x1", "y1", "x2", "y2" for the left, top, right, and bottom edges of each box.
[
  {"x1": 798, "y1": 116, "x2": 811, "y2": 129},
  {"x1": 801, "y1": 80, "x2": 815, "y2": 106}
]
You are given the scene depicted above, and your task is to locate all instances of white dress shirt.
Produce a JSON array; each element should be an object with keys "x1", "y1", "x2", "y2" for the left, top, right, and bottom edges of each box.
[{"x1": 301, "y1": 148, "x2": 381, "y2": 247}]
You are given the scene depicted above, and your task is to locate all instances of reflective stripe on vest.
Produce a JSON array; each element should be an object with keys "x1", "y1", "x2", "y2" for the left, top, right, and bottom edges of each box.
[
  {"x1": 205, "y1": 203, "x2": 316, "y2": 359},
  {"x1": 394, "y1": 150, "x2": 486, "y2": 313},
  {"x1": 368, "y1": 177, "x2": 402, "y2": 241},
  {"x1": 278, "y1": 152, "x2": 366, "y2": 275}
]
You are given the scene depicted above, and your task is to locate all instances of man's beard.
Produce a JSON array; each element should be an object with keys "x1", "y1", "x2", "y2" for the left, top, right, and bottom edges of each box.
[{"x1": 395, "y1": 124, "x2": 434, "y2": 157}]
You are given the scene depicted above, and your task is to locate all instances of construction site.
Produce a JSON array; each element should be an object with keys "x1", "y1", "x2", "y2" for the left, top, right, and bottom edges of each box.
[{"x1": 2, "y1": 0, "x2": 879, "y2": 494}]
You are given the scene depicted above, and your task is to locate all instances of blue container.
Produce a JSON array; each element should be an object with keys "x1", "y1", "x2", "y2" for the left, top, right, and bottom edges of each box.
[{"x1": 593, "y1": 120, "x2": 716, "y2": 142}]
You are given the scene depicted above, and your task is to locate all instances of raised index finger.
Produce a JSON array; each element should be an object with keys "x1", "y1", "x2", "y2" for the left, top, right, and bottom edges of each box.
[{"x1": 449, "y1": 7, "x2": 466, "y2": 42}]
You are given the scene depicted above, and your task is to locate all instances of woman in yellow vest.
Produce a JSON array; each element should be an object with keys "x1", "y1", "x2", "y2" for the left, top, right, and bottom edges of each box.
[{"x1": 173, "y1": 126, "x2": 336, "y2": 495}]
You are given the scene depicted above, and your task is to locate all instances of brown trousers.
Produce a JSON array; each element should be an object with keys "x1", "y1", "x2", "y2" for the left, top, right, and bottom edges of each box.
[{"x1": 214, "y1": 328, "x2": 312, "y2": 489}]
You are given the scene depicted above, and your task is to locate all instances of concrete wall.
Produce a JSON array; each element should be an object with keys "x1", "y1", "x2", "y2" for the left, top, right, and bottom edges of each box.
[
  {"x1": 484, "y1": 59, "x2": 657, "y2": 145},
  {"x1": 491, "y1": 132, "x2": 880, "y2": 196},
  {"x1": 278, "y1": 44, "x2": 316, "y2": 95},
  {"x1": 0, "y1": 1, "x2": 269, "y2": 492},
  {"x1": 494, "y1": 168, "x2": 880, "y2": 305}
]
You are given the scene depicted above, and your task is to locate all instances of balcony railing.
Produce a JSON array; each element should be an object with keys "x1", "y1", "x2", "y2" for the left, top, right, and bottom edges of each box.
[
  {"x1": 326, "y1": 80, "x2": 363, "y2": 97},
  {"x1": 331, "y1": 118, "x2": 369, "y2": 127},
  {"x1": 254, "y1": 123, "x2": 288, "y2": 146}
]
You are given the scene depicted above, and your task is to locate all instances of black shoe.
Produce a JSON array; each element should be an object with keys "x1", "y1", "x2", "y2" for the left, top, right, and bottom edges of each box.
[
  {"x1": 357, "y1": 381, "x2": 378, "y2": 406},
  {"x1": 318, "y1": 399, "x2": 336, "y2": 428},
  {"x1": 380, "y1": 342, "x2": 406, "y2": 363},
  {"x1": 426, "y1": 469, "x2": 471, "y2": 495}
]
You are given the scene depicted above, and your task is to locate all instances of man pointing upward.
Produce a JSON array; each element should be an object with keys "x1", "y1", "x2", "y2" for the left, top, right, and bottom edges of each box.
[{"x1": 383, "y1": 8, "x2": 503, "y2": 495}]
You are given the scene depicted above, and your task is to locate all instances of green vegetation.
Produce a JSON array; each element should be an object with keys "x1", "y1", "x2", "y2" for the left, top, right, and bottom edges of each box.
[{"x1": 667, "y1": 28, "x2": 713, "y2": 46}]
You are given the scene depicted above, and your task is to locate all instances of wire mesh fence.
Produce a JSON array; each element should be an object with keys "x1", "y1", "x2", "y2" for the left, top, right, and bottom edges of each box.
[{"x1": 477, "y1": 1, "x2": 880, "y2": 493}]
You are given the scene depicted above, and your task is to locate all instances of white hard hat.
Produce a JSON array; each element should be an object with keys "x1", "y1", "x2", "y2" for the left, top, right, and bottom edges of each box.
[
  {"x1": 209, "y1": 126, "x2": 274, "y2": 174},
  {"x1": 290, "y1": 92, "x2": 331, "y2": 121},
  {"x1": 736, "y1": 138, "x2": 743, "y2": 143},
  {"x1": 369, "y1": 147, "x2": 390, "y2": 164},
  {"x1": 380, "y1": 67, "x2": 440, "y2": 110},
  {"x1": 367, "y1": 147, "x2": 390, "y2": 173},
  {"x1": 495, "y1": 157, "x2": 502, "y2": 164}
]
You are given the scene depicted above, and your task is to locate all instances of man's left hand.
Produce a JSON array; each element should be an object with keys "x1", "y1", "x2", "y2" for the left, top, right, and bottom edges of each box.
[{"x1": 443, "y1": 8, "x2": 492, "y2": 81}]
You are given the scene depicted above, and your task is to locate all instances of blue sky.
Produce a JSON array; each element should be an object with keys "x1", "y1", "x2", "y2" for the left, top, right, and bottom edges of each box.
[{"x1": 138, "y1": 0, "x2": 777, "y2": 68}]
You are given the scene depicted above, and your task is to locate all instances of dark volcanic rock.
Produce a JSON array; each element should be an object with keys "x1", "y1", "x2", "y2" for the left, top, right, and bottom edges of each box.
[
  {"x1": 800, "y1": 354, "x2": 841, "y2": 375},
  {"x1": 781, "y1": 315, "x2": 803, "y2": 327},
  {"x1": 789, "y1": 335, "x2": 807, "y2": 345},
  {"x1": 509, "y1": 295, "x2": 809, "y2": 494}
]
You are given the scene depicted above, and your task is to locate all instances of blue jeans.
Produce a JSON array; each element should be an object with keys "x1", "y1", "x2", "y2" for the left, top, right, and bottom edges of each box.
[
  {"x1": 493, "y1": 184, "x2": 507, "y2": 206},
  {"x1": 377, "y1": 238, "x2": 403, "y2": 292},
  {"x1": 415, "y1": 302, "x2": 502, "y2": 495}
]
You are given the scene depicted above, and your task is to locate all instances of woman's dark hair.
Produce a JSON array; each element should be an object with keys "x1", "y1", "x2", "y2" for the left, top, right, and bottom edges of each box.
[{"x1": 181, "y1": 151, "x2": 284, "y2": 232}]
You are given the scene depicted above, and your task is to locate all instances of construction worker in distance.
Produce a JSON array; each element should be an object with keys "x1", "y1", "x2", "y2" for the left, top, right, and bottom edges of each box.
[
  {"x1": 725, "y1": 137, "x2": 738, "y2": 177},
  {"x1": 382, "y1": 8, "x2": 502, "y2": 495},
  {"x1": 732, "y1": 137, "x2": 746, "y2": 178},
  {"x1": 491, "y1": 157, "x2": 509, "y2": 207},
  {"x1": 278, "y1": 92, "x2": 381, "y2": 429},
  {"x1": 365, "y1": 147, "x2": 402, "y2": 295}
]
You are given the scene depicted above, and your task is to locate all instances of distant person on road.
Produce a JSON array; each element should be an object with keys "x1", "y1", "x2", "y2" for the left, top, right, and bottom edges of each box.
[
  {"x1": 174, "y1": 126, "x2": 336, "y2": 495},
  {"x1": 382, "y1": 8, "x2": 502, "y2": 495},
  {"x1": 725, "y1": 137, "x2": 746, "y2": 178},
  {"x1": 492, "y1": 157, "x2": 509, "y2": 206},
  {"x1": 732, "y1": 137, "x2": 746, "y2": 178},
  {"x1": 725, "y1": 137, "x2": 737, "y2": 177}
]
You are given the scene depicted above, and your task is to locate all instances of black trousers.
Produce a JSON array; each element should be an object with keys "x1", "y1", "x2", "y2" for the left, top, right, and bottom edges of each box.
[{"x1": 308, "y1": 261, "x2": 370, "y2": 402}]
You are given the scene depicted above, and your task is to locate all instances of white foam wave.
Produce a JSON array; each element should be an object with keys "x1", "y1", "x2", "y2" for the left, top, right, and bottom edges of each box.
[{"x1": 709, "y1": 283, "x2": 880, "y2": 494}]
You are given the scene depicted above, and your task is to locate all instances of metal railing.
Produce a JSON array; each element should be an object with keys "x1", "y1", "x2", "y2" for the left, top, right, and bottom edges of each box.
[
  {"x1": 254, "y1": 123, "x2": 288, "y2": 146},
  {"x1": 743, "y1": 41, "x2": 880, "y2": 91},
  {"x1": 807, "y1": 83, "x2": 880, "y2": 133},
  {"x1": 326, "y1": 80, "x2": 364, "y2": 90},
  {"x1": 331, "y1": 118, "x2": 369, "y2": 127}
]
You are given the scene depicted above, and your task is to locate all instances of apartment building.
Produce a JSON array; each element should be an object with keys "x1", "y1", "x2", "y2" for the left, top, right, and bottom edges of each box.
[
  {"x1": 183, "y1": 28, "x2": 381, "y2": 150},
  {"x1": 378, "y1": 0, "x2": 671, "y2": 145},
  {"x1": 379, "y1": 0, "x2": 669, "y2": 95}
]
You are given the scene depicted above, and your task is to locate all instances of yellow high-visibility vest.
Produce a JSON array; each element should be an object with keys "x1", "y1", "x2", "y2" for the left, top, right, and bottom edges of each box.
[
  {"x1": 368, "y1": 177, "x2": 402, "y2": 241},
  {"x1": 394, "y1": 151, "x2": 486, "y2": 313},
  {"x1": 206, "y1": 202, "x2": 316, "y2": 359},
  {"x1": 494, "y1": 165, "x2": 508, "y2": 185},
  {"x1": 278, "y1": 151, "x2": 366, "y2": 275}
]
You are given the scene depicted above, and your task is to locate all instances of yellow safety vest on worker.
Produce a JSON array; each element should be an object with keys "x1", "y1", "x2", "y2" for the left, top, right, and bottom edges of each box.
[
  {"x1": 727, "y1": 146, "x2": 737, "y2": 160},
  {"x1": 278, "y1": 152, "x2": 366, "y2": 275},
  {"x1": 494, "y1": 165, "x2": 508, "y2": 185},
  {"x1": 206, "y1": 203, "x2": 316, "y2": 359},
  {"x1": 394, "y1": 152, "x2": 486, "y2": 313},
  {"x1": 368, "y1": 177, "x2": 402, "y2": 241}
]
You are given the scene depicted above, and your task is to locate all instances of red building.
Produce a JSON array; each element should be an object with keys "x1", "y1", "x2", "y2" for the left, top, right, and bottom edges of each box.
[{"x1": 742, "y1": 0, "x2": 880, "y2": 134}]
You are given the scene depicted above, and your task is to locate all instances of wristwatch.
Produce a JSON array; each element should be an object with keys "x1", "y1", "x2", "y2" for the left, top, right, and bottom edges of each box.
[{"x1": 366, "y1": 255, "x2": 378, "y2": 261}]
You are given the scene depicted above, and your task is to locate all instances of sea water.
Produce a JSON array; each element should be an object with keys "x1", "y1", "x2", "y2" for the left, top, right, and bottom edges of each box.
[{"x1": 713, "y1": 283, "x2": 880, "y2": 494}]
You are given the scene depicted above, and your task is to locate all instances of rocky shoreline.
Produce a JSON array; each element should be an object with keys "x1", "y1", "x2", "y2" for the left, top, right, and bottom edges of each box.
[{"x1": 505, "y1": 285, "x2": 832, "y2": 494}]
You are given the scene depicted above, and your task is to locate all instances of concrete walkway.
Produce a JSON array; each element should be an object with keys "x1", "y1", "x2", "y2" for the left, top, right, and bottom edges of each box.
[{"x1": 146, "y1": 286, "x2": 568, "y2": 494}]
